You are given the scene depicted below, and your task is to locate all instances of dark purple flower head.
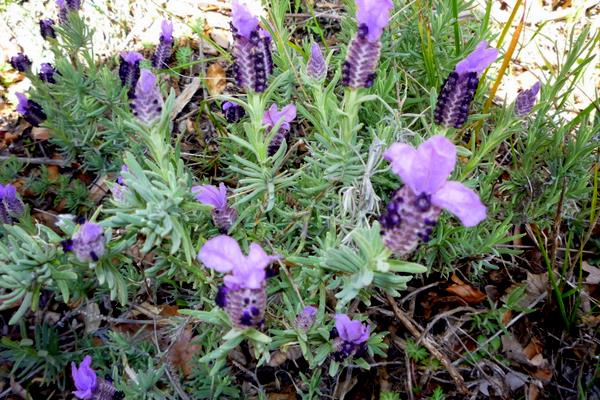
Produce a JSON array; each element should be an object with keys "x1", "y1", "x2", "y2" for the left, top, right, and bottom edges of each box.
[
  {"x1": 130, "y1": 69, "x2": 163, "y2": 125},
  {"x1": 515, "y1": 81, "x2": 541, "y2": 117},
  {"x1": 56, "y1": 0, "x2": 68, "y2": 22},
  {"x1": 152, "y1": 20, "x2": 174, "y2": 68},
  {"x1": 39, "y1": 19, "x2": 57, "y2": 40},
  {"x1": 39, "y1": 63, "x2": 56, "y2": 83},
  {"x1": 198, "y1": 235, "x2": 281, "y2": 290},
  {"x1": 119, "y1": 51, "x2": 143, "y2": 89},
  {"x1": 71, "y1": 355, "x2": 97, "y2": 399},
  {"x1": 192, "y1": 183, "x2": 228, "y2": 209},
  {"x1": 355, "y1": 0, "x2": 394, "y2": 43},
  {"x1": 231, "y1": 1, "x2": 273, "y2": 92},
  {"x1": 222, "y1": 101, "x2": 246, "y2": 123},
  {"x1": 263, "y1": 104, "x2": 296, "y2": 132},
  {"x1": 434, "y1": 41, "x2": 497, "y2": 128},
  {"x1": 335, "y1": 314, "x2": 370, "y2": 344},
  {"x1": 15, "y1": 93, "x2": 47, "y2": 127},
  {"x1": 10, "y1": 53, "x2": 32, "y2": 73},
  {"x1": 455, "y1": 41, "x2": 498, "y2": 77},
  {"x1": 231, "y1": 0, "x2": 259, "y2": 39},
  {"x1": 296, "y1": 306, "x2": 318, "y2": 330},
  {"x1": 381, "y1": 136, "x2": 486, "y2": 254},
  {"x1": 307, "y1": 43, "x2": 327, "y2": 81},
  {"x1": 72, "y1": 222, "x2": 105, "y2": 262},
  {"x1": 66, "y1": 0, "x2": 81, "y2": 10}
]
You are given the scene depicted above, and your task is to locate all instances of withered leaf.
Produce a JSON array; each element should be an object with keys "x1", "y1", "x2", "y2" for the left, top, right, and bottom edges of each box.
[
  {"x1": 206, "y1": 63, "x2": 227, "y2": 96},
  {"x1": 446, "y1": 274, "x2": 486, "y2": 304}
]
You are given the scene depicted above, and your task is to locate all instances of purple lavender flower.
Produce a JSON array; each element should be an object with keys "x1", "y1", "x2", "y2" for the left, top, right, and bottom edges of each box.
[
  {"x1": 72, "y1": 222, "x2": 105, "y2": 262},
  {"x1": 380, "y1": 135, "x2": 486, "y2": 255},
  {"x1": 222, "y1": 101, "x2": 246, "y2": 123},
  {"x1": 15, "y1": 93, "x2": 47, "y2": 127},
  {"x1": 118, "y1": 51, "x2": 143, "y2": 92},
  {"x1": 434, "y1": 41, "x2": 498, "y2": 128},
  {"x1": 515, "y1": 81, "x2": 541, "y2": 117},
  {"x1": 307, "y1": 43, "x2": 327, "y2": 81},
  {"x1": 71, "y1": 356, "x2": 97, "y2": 399},
  {"x1": 39, "y1": 19, "x2": 57, "y2": 40},
  {"x1": 71, "y1": 356, "x2": 121, "y2": 400},
  {"x1": 152, "y1": 20, "x2": 174, "y2": 69},
  {"x1": 295, "y1": 306, "x2": 318, "y2": 331},
  {"x1": 332, "y1": 314, "x2": 370, "y2": 360},
  {"x1": 0, "y1": 184, "x2": 25, "y2": 224},
  {"x1": 263, "y1": 104, "x2": 296, "y2": 156},
  {"x1": 342, "y1": 0, "x2": 393, "y2": 88},
  {"x1": 198, "y1": 235, "x2": 281, "y2": 328},
  {"x1": 10, "y1": 53, "x2": 32, "y2": 73},
  {"x1": 39, "y1": 63, "x2": 56, "y2": 83},
  {"x1": 130, "y1": 69, "x2": 163, "y2": 125},
  {"x1": 231, "y1": 0, "x2": 273, "y2": 92},
  {"x1": 192, "y1": 183, "x2": 238, "y2": 233}
]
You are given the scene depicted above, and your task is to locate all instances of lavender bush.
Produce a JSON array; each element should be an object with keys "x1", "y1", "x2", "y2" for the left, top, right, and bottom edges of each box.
[{"x1": 1, "y1": 0, "x2": 598, "y2": 398}]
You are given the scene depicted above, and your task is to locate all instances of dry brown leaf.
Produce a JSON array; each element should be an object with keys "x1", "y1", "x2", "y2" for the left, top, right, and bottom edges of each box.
[
  {"x1": 168, "y1": 327, "x2": 201, "y2": 377},
  {"x1": 30, "y1": 127, "x2": 51, "y2": 141},
  {"x1": 206, "y1": 63, "x2": 226, "y2": 96},
  {"x1": 583, "y1": 262, "x2": 600, "y2": 285},
  {"x1": 84, "y1": 302, "x2": 102, "y2": 334},
  {"x1": 446, "y1": 274, "x2": 486, "y2": 304},
  {"x1": 501, "y1": 272, "x2": 547, "y2": 308},
  {"x1": 170, "y1": 78, "x2": 201, "y2": 119}
]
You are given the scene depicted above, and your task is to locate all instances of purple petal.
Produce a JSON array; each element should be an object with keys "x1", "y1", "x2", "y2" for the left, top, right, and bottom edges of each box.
[
  {"x1": 121, "y1": 51, "x2": 143, "y2": 64},
  {"x1": 455, "y1": 40, "x2": 498, "y2": 76},
  {"x1": 246, "y1": 243, "x2": 282, "y2": 269},
  {"x1": 411, "y1": 136, "x2": 457, "y2": 194},
  {"x1": 279, "y1": 104, "x2": 296, "y2": 123},
  {"x1": 78, "y1": 222, "x2": 103, "y2": 242},
  {"x1": 262, "y1": 104, "x2": 296, "y2": 131},
  {"x1": 231, "y1": 0, "x2": 259, "y2": 39},
  {"x1": 355, "y1": 0, "x2": 394, "y2": 42},
  {"x1": 335, "y1": 314, "x2": 370, "y2": 344},
  {"x1": 384, "y1": 136, "x2": 456, "y2": 195},
  {"x1": 192, "y1": 184, "x2": 227, "y2": 208},
  {"x1": 530, "y1": 81, "x2": 541, "y2": 96},
  {"x1": 197, "y1": 235, "x2": 244, "y2": 273},
  {"x1": 431, "y1": 181, "x2": 486, "y2": 227},
  {"x1": 302, "y1": 305, "x2": 317, "y2": 317},
  {"x1": 225, "y1": 266, "x2": 265, "y2": 290},
  {"x1": 15, "y1": 93, "x2": 28, "y2": 114},
  {"x1": 383, "y1": 142, "x2": 418, "y2": 191},
  {"x1": 138, "y1": 69, "x2": 157, "y2": 93},
  {"x1": 161, "y1": 20, "x2": 174, "y2": 42}
]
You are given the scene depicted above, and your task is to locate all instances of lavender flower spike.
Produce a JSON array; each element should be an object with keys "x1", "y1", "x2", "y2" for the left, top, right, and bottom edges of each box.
[
  {"x1": 307, "y1": 43, "x2": 327, "y2": 81},
  {"x1": 231, "y1": 0, "x2": 273, "y2": 92},
  {"x1": 434, "y1": 41, "x2": 498, "y2": 128},
  {"x1": 56, "y1": 0, "x2": 68, "y2": 23},
  {"x1": 152, "y1": 20, "x2": 174, "y2": 68},
  {"x1": 332, "y1": 314, "x2": 370, "y2": 360},
  {"x1": 10, "y1": 53, "x2": 32, "y2": 73},
  {"x1": 263, "y1": 104, "x2": 296, "y2": 156},
  {"x1": 342, "y1": 0, "x2": 393, "y2": 88},
  {"x1": 15, "y1": 93, "x2": 47, "y2": 127},
  {"x1": 71, "y1": 355, "x2": 121, "y2": 400},
  {"x1": 72, "y1": 222, "x2": 105, "y2": 262},
  {"x1": 380, "y1": 135, "x2": 486, "y2": 255},
  {"x1": 39, "y1": 19, "x2": 57, "y2": 40},
  {"x1": 130, "y1": 69, "x2": 164, "y2": 125},
  {"x1": 39, "y1": 63, "x2": 57, "y2": 83},
  {"x1": 192, "y1": 183, "x2": 238, "y2": 233},
  {"x1": 515, "y1": 81, "x2": 541, "y2": 117},
  {"x1": 118, "y1": 51, "x2": 144, "y2": 90},
  {"x1": 0, "y1": 183, "x2": 25, "y2": 224},
  {"x1": 222, "y1": 101, "x2": 246, "y2": 123},
  {"x1": 198, "y1": 235, "x2": 281, "y2": 328}
]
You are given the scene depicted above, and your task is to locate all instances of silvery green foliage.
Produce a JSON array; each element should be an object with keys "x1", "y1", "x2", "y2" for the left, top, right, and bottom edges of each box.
[
  {"x1": 105, "y1": 94, "x2": 197, "y2": 266},
  {"x1": 0, "y1": 225, "x2": 76, "y2": 324},
  {"x1": 321, "y1": 222, "x2": 427, "y2": 307}
]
